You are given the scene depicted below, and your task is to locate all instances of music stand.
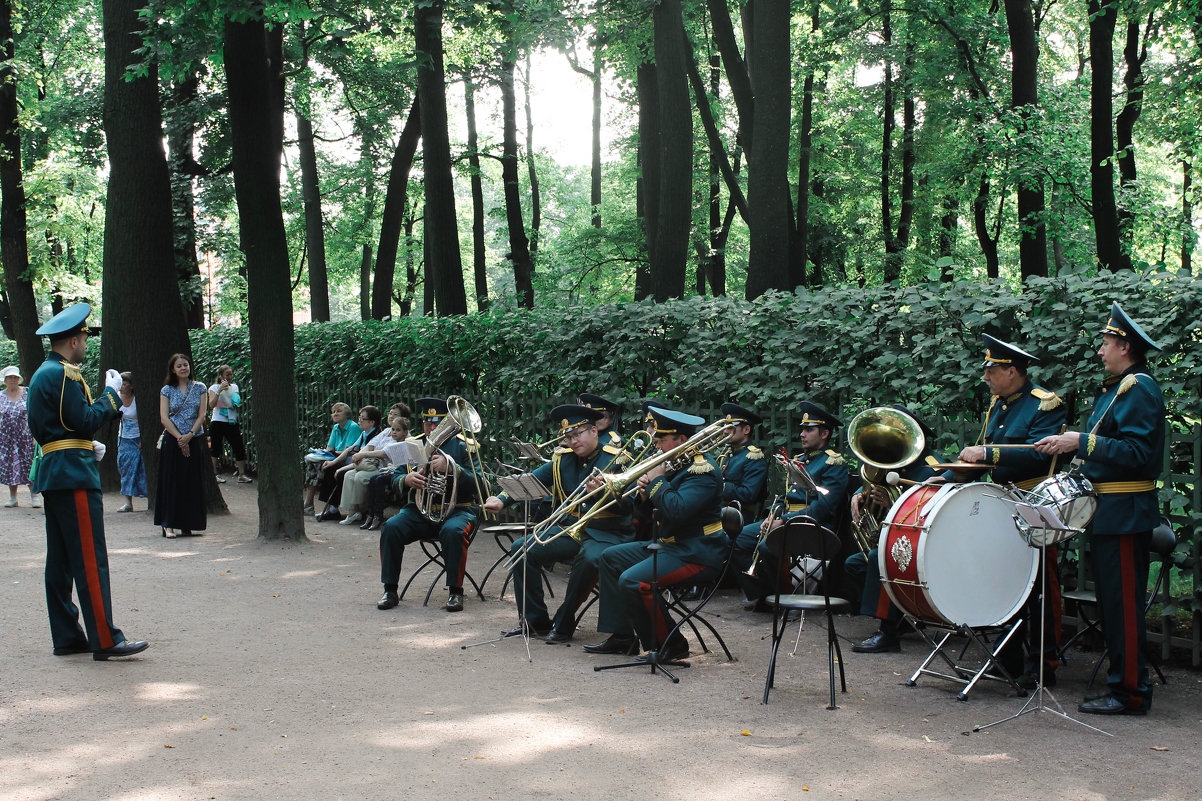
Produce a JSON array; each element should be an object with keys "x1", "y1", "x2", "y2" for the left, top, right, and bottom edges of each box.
[
  {"x1": 974, "y1": 502, "x2": 1112, "y2": 736},
  {"x1": 509, "y1": 437, "x2": 549, "y2": 464},
  {"x1": 462, "y1": 473, "x2": 549, "y2": 661}
]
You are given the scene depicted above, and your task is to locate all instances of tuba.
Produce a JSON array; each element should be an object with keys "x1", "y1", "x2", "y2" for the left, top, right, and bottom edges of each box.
[
  {"x1": 414, "y1": 396, "x2": 484, "y2": 523},
  {"x1": 846, "y1": 406, "x2": 926, "y2": 557}
]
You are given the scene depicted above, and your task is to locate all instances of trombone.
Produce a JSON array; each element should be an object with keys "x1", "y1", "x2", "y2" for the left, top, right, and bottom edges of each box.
[{"x1": 502, "y1": 420, "x2": 735, "y2": 572}]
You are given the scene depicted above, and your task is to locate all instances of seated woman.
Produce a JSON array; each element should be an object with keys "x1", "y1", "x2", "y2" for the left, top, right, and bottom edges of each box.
[
  {"x1": 340, "y1": 403, "x2": 411, "y2": 528},
  {"x1": 361, "y1": 419, "x2": 414, "y2": 532},
  {"x1": 316, "y1": 406, "x2": 382, "y2": 521},
  {"x1": 302, "y1": 402, "x2": 361, "y2": 515}
]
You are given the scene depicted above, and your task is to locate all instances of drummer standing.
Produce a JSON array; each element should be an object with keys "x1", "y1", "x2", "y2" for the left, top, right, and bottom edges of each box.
[
  {"x1": 1036, "y1": 303, "x2": 1164, "y2": 716},
  {"x1": 953, "y1": 334, "x2": 1066, "y2": 688}
]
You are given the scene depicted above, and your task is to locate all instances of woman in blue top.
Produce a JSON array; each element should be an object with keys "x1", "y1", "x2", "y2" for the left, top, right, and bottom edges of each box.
[
  {"x1": 156, "y1": 353, "x2": 208, "y2": 538},
  {"x1": 116, "y1": 372, "x2": 147, "y2": 512},
  {"x1": 302, "y1": 402, "x2": 361, "y2": 514}
]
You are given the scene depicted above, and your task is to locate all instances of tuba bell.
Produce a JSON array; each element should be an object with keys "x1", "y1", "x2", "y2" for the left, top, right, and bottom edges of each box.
[
  {"x1": 846, "y1": 406, "x2": 926, "y2": 557},
  {"x1": 414, "y1": 396, "x2": 485, "y2": 523}
]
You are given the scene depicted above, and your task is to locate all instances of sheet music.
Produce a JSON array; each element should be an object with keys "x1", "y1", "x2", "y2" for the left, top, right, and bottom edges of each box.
[
  {"x1": 383, "y1": 440, "x2": 425, "y2": 467},
  {"x1": 1015, "y1": 502, "x2": 1069, "y2": 530},
  {"x1": 497, "y1": 473, "x2": 550, "y2": 503}
]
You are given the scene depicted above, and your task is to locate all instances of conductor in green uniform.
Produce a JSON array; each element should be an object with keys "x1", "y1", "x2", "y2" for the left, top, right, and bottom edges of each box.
[{"x1": 29, "y1": 303, "x2": 148, "y2": 660}]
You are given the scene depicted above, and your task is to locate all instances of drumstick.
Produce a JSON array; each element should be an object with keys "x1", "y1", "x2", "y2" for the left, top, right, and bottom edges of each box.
[{"x1": 1046, "y1": 424, "x2": 1067, "y2": 477}]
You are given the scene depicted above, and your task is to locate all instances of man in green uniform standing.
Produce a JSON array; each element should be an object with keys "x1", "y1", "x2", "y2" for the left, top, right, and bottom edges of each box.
[
  {"x1": 29, "y1": 303, "x2": 149, "y2": 660},
  {"x1": 1036, "y1": 302, "x2": 1164, "y2": 716},
  {"x1": 483, "y1": 404, "x2": 634, "y2": 642}
]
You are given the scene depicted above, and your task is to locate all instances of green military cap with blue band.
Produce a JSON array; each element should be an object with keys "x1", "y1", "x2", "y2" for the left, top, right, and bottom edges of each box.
[
  {"x1": 796, "y1": 400, "x2": 841, "y2": 429},
  {"x1": 1102, "y1": 302, "x2": 1160, "y2": 354},
  {"x1": 36, "y1": 302, "x2": 100, "y2": 340},
  {"x1": 550, "y1": 403, "x2": 604, "y2": 435},
  {"x1": 982, "y1": 333, "x2": 1039, "y2": 370},
  {"x1": 416, "y1": 397, "x2": 448, "y2": 423},
  {"x1": 721, "y1": 401, "x2": 762, "y2": 426},
  {"x1": 648, "y1": 406, "x2": 704, "y2": 437}
]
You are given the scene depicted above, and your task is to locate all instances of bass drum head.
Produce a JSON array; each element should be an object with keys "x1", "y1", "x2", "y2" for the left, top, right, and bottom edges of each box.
[{"x1": 919, "y1": 483, "x2": 1039, "y2": 628}]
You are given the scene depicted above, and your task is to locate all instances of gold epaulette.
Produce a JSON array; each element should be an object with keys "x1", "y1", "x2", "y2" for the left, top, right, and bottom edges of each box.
[
  {"x1": 688, "y1": 454, "x2": 714, "y2": 474},
  {"x1": 746, "y1": 446, "x2": 764, "y2": 460},
  {"x1": 553, "y1": 446, "x2": 571, "y2": 455},
  {"x1": 1117, "y1": 374, "x2": 1139, "y2": 395},
  {"x1": 825, "y1": 449, "x2": 845, "y2": 466},
  {"x1": 1031, "y1": 386, "x2": 1063, "y2": 411},
  {"x1": 925, "y1": 454, "x2": 940, "y2": 466},
  {"x1": 607, "y1": 430, "x2": 623, "y2": 446},
  {"x1": 63, "y1": 363, "x2": 83, "y2": 382},
  {"x1": 602, "y1": 444, "x2": 621, "y2": 455}
]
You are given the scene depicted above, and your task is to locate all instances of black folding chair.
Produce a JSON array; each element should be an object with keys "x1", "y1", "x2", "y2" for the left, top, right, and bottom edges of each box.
[
  {"x1": 399, "y1": 525, "x2": 486, "y2": 606},
  {"x1": 761, "y1": 517, "x2": 853, "y2": 707}
]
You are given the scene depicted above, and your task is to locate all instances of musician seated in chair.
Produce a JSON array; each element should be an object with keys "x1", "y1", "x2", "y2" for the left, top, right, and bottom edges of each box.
[
  {"x1": 942, "y1": 334, "x2": 1066, "y2": 689},
  {"x1": 844, "y1": 405, "x2": 944, "y2": 653},
  {"x1": 733, "y1": 401, "x2": 850, "y2": 611},
  {"x1": 585, "y1": 406, "x2": 726, "y2": 661},
  {"x1": 482, "y1": 405, "x2": 635, "y2": 642},
  {"x1": 377, "y1": 398, "x2": 485, "y2": 613},
  {"x1": 579, "y1": 392, "x2": 624, "y2": 449},
  {"x1": 719, "y1": 402, "x2": 768, "y2": 521}
]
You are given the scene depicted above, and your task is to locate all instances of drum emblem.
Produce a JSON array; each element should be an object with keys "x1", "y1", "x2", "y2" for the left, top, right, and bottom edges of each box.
[{"x1": 890, "y1": 536, "x2": 913, "y2": 573}]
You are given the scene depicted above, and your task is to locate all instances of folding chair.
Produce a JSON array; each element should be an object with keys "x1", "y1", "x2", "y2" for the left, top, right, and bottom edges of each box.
[
  {"x1": 479, "y1": 522, "x2": 555, "y2": 601},
  {"x1": 761, "y1": 517, "x2": 853, "y2": 707},
  {"x1": 658, "y1": 506, "x2": 744, "y2": 662},
  {"x1": 398, "y1": 525, "x2": 486, "y2": 606}
]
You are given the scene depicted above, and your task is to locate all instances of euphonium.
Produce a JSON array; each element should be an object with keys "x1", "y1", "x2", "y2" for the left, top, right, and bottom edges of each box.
[
  {"x1": 414, "y1": 395, "x2": 484, "y2": 523},
  {"x1": 846, "y1": 406, "x2": 926, "y2": 558}
]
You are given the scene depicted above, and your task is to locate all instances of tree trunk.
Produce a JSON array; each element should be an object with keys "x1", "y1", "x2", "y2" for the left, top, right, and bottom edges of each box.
[
  {"x1": 296, "y1": 110, "x2": 331, "y2": 321},
  {"x1": 707, "y1": 0, "x2": 753, "y2": 149},
  {"x1": 636, "y1": 60, "x2": 659, "y2": 300},
  {"x1": 588, "y1": 42, "x2": 601, "y2": 229},
  {"x1": 1088, "y1": 0, "x2": 1129, "y2": 271},
  {"x1": 0, "y1": 0, "x2": 44, "y2": 381},
  {"x1": 880, "y1": 4, "x2": 897, "y2": 282},
  {"x1": 1183, "y1": 161, "x2": 1193, "y2": 274},
  {"x1": 463, "y1": 75, "x2": 489, "y2": 312},
  {"x1": 1115, "y1": 15, "x2": 1148, "y2": 257},
  {"x1": 165, "y1": 74, "x2": 205, "y2": 329},
  {"x1": 705, "y1": 50, "x2": 726, "y2": 297},
  {"x1": 650, "y1": 0, "x2": 692, "y2": 302},
  {"x1": 1004, "y1": 0, "x2": 1049, "y2": 278},
  {"x1": 372, "y1": 95, "x2": 421, "y2": 320},
  {"x1": 224, "y1": 14, "x2": 303, "y2": 539},
  {"x1": 746, "y1": 0, "x2": 791, "y2": 298},
  {"x1": 359, "y1": 244, "x2": 371, "y2": 320},
  {"x1": 523, "y1": 53, "x2": 542, "y2": 252},
  {"x1": 414, "y1": 2, "x2": 467, "y2": 316},
  {"x1": 100, "y1": 0, "x2": 202, "y2": 501},
  {"x1": 500, "y1": 55, "x2": 534, "y2": 308},
  {"x1": 685, "y1": 43, "x2": 748, "y2": 221}
]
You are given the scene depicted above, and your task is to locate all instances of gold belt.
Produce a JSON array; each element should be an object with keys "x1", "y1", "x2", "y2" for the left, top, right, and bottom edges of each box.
[
  {"x1": 1093, "y1": 480, "x2": 1156, "y2": 494},
  {"x1": 41, "y1": 438, "x2": 94, "y2": 454},
  {"x1": 1013, "y1": 477, "x2": 1043, "y2": 491},
  {"x1": 786, "y1": 502, "x2": 809, "y2": 513}
]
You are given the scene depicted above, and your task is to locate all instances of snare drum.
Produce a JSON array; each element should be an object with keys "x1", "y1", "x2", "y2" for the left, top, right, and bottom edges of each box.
[
  {"x1": 1026, "y1": 473, "x2": 1097, "y2": 532},
  {"x1": 879, "y1": 483, "x2": 1039, "y2": 628}
]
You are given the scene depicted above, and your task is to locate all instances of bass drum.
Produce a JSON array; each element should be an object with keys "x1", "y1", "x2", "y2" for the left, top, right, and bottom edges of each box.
[{"x1": 878, "y1": 482, "x2": 1038, "y2": 628}]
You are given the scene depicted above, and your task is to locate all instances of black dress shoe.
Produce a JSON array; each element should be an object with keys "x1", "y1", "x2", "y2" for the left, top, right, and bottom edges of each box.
[
  {"x1": 1078, "y1": 694, "x2": 1147, "y2": 716},
  {"x1": 92, "y1": 640, "x2": 149, "y2": 661},
  {"x1": 445, "y1": 592, "x2": 464, "y2": 612},
  {"x1": 544, "y1": 627, "x2": 573, "y2": 644},
  {"x1": 502, "y1": 620, "x2": 551, "y2": 638},
  {"x1": 377, "y1": 590, "x2": 399, "y2": 610},
  {"x1": 853, "y1": 629, "x2": 901, "y2": 654},
  {"x1": 359, "y1": 517, "x2": 376, "y2": 530},
  {"x1": 53, "y1": 641, "x2": 91, "y2": 656},
  {"x1": 583, "y1": 634, "x2": 639, "y2": 655}
]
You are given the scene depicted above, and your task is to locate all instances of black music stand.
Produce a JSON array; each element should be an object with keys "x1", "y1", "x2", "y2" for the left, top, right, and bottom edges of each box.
[{"x1": 461, "y1": 473, "x2": 550, "y2": 662}]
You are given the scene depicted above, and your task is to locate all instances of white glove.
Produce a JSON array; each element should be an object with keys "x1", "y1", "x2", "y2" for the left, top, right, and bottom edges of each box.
[
  {"x1": 93, "y1": 441, "x2": 107, "y2": 461},
  {"x1": 104, "y1": 369, "x2": 122, "y2": 392}
]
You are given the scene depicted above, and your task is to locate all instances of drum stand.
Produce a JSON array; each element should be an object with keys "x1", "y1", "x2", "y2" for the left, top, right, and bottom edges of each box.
[
  {"x1": 974, "y1": 510, "x2": 1112, "y2": 736},
  {"x1": 462, "y1": 475, "x2": 550, "y2": 662},
  {"x1": 903, "y1": 615, "x2": 1026, "y2": 700}
]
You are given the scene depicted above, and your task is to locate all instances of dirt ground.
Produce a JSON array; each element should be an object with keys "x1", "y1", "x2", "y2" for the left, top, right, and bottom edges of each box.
[{"x1": 1, "y1": 484, "x2": 1199, "y2": 801}]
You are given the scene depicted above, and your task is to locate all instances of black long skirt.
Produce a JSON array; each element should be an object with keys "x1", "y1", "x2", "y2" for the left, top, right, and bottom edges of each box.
[{"x1": 154, "y1": 434, "x2": 207, "y2": 531}]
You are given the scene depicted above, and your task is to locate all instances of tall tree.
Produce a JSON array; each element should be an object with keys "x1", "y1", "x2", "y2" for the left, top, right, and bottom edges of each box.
[
  {"x1": 295, "y1": 21, "x2": 331, "y2": 321},
  {"x1": 372, "y1": 96, "x2": 421, "y2": 319},
  {"x1": 164, "y1": 73, "x2": 205, "y2": 329},
  {"x1": 99, "y1": 0, "x2": 196, "y2": 500},
  {"x1": 224, "y1": 10, "x2": 302, "y2": 539},
  {"x1": 1003, "y1": 0, "x2": 1049, "y2": 278},
  {"x1": 648, "y1": 0, "x2": 692, "y2": 301},
  {"x1": 462, "y1": 74, "x2": 488, "y2": 312},
  {"x1": 1089, "y1": 0, "x2": 1131, "y2": 271},
  {"x1": 0, "y1": 0, "x2": 44, "y2": 380},
  {"x1": 414, "y1": 1, "x2": 467, "y2": 316},
  {"x1": 746, "y1": 0, "x2": 792, "y2": 298},
  {"x1": 500, "y1": 51, "x2": 535, "y2": 308}
]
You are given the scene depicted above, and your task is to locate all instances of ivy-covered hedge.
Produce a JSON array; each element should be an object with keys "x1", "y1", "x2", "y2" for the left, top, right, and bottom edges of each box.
[{"x1": 190, "y1": 269, "x2": 1202, "y2": 428}]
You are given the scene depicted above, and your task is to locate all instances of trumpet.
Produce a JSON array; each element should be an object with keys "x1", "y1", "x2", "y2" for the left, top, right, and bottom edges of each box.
[
  {"x1": 742, "y1": 493, "x2": 782, "y2": 577},
  {"x1": 502, "y1": 420, "x2": 735, "y2": 572}
]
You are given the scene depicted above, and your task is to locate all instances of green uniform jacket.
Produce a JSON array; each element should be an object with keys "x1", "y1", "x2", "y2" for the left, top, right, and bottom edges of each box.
[
  {"x1": 720, "y1": 443, "x2": 768, "y2": 511},
  {"x1": 498, "y1": 443, "x2": 634, "y2": 541},
  {"x1": 395, "y1": 432, "x2": 486, "y2": 506},
  {"x1": 778, "y1": 449, "x2": 850, "y2": 528},
  {"x1": 643, "y1": 453, "x2": 726, "y2": 569},
  {"x1": 1076, "y1": 367, "x2": 1165, "y2": 535},
  {"x1": 27, "y1": 353, "x2": 121, "y2": 493},
  {"x1": 978, "y1": 380, "x2": 1066, "y2": 486}
]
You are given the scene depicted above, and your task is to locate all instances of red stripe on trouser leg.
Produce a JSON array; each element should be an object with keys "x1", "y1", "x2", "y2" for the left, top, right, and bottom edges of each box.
[
  {"x1": 572, "y1": 578, "x2": 599, "y2": 616},
  {"x1": 874, "y1": 589, "x2": 892, "y2": 620},
  {"x1": 454, "y1": 520, "x2": 475, "y2": 587},
  {"x1": 1118, "y1": 536, "x2": 1140, "y2": 695},
  {"x1": 74, "y1": 490, "x2": 114, "y2": 650},
  {"x1": 638, "y1": 564, "x2": 707, "y2": 646}
]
